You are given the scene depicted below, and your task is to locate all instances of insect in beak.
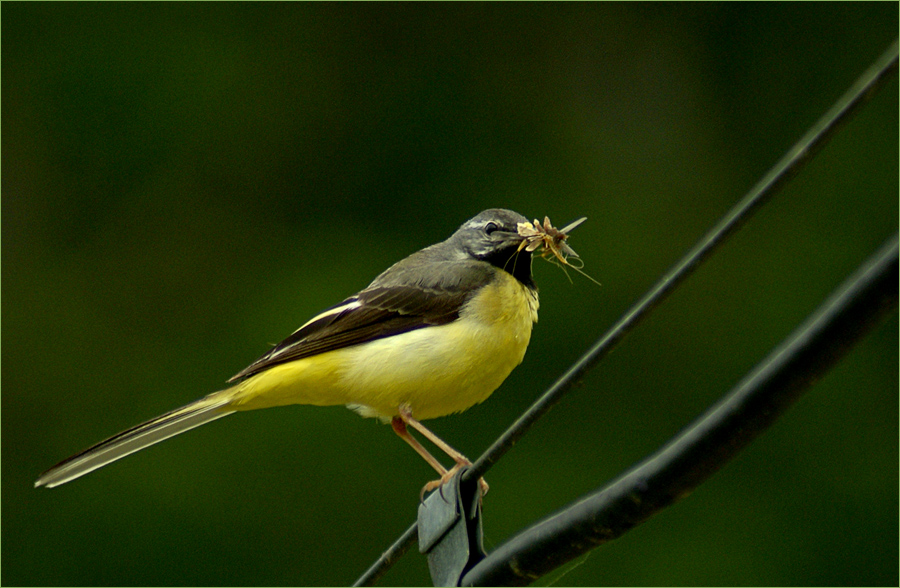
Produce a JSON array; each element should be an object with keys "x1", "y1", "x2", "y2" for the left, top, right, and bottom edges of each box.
[{"x1": 516, "y1": 216, "x2": 587, "y2": 266}]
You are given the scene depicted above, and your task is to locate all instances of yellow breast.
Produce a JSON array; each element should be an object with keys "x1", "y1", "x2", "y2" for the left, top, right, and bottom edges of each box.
[{"x1": 229, "y1": 268, "x2": 539, "y2": 421}]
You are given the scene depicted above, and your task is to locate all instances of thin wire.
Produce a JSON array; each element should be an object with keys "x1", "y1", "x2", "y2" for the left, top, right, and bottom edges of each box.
[
  {"x1": 464, "y1": 38, "x2": 898, "y2": 483},
  {"x1": 352, "y1": 39, "x2": 898, "y2": 587},
  {"x1": 352, "y1": 523, "x2": 418, "y2": 587}
]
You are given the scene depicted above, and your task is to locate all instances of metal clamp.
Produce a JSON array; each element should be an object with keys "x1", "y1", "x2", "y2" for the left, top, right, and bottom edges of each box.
[{"x1": 417, "y1": 468, "x2": 486, "y2": 587}]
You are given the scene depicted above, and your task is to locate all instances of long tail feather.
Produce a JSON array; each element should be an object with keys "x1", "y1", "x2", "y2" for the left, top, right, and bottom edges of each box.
[{"x1": 35, "y1": 392, "x2": 236, "y2": 488}]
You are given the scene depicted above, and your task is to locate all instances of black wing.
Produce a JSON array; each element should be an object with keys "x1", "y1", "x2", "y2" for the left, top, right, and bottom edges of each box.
[{"x1": 228, "y1": 255, "x2": 495, "y2": 382}]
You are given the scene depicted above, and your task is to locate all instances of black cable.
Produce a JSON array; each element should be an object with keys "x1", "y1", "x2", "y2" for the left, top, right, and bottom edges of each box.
[
  {"x1": 353, "y1": 523, "x2": 418, "y2": 588},
  {"x1": 461, "y1": 234, "x2": 898, "y2": 586},
  {"x1": 352, "y1": 39, "x2": 898, "y2": 588}
]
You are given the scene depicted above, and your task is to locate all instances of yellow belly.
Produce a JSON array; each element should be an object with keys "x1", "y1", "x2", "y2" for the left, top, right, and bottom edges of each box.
[{"x1": 228, "y1": 269, "x2": 539, "y2": 421}]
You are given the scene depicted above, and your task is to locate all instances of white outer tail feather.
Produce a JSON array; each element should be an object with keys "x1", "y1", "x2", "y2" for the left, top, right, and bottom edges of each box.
[{"x1": 35, "y1": 393, "x2": 236, "y2": 488}]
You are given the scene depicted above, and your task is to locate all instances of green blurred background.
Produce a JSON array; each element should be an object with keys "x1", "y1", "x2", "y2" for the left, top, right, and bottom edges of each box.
[{"x1": 4, "y1": 4, "x2": 897, "y2": 586}]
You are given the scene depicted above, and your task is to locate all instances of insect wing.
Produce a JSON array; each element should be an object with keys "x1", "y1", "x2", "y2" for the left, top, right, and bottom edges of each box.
[{"x1": 558, "y1": 217, "x2": 587, "y2": 234}]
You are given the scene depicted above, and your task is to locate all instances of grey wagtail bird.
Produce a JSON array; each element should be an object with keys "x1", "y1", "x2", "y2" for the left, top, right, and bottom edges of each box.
[{"x1": 35, "y1": 208, "x2": 585, "y2": 492}]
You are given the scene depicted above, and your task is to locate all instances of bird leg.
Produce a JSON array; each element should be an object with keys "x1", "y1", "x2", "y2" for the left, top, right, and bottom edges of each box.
[
  {"x1": 390, "y1": 416, "x2": 449, "y2": 478},
  {"x1": 391, "y1": 407, "x2": 489, "y2": 498}
]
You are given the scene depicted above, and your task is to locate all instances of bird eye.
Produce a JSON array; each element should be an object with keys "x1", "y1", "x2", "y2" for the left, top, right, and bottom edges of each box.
[{"x1": 484, "y1": 222, "x2": 499, "y2": 234}]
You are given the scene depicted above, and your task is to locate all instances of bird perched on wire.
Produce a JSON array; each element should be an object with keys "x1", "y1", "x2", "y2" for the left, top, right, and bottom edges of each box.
[{"x1": 36, "y1": 208, "x2": 585, "y2": 493}]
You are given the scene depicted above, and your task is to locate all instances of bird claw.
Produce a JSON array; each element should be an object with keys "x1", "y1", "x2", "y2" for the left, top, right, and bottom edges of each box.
[{"x1": 419, "y1": 462, "x2": 489, "y2": 502}]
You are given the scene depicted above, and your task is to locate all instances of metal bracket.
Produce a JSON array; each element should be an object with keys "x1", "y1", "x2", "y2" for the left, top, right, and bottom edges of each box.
[{"x1": 417, "y1": 468, "x2": 486, "y2": 587}]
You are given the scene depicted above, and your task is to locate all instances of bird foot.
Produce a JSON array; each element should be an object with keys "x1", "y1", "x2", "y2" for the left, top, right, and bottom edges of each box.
[{"x1": 420, "y1": 460, "x2": 489, "y2": 502}]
